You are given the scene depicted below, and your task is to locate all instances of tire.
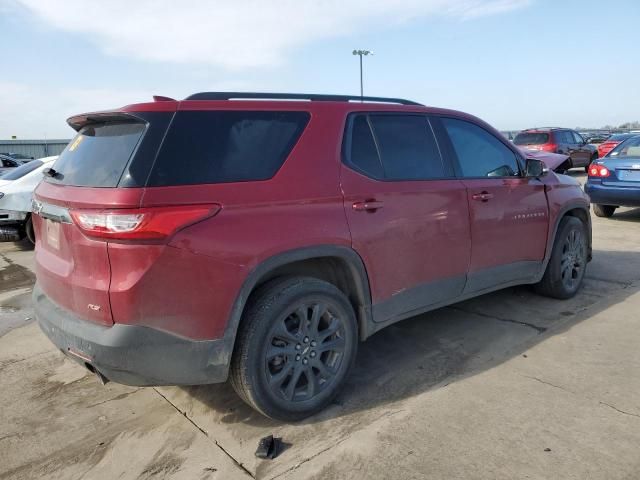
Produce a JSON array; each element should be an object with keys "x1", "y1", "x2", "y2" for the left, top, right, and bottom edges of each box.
[
  {"x1": 535, "y1": 216, "x2": 588, "y2": 299},
  {"x1": 230, "y1": 276, "x2": 358, "y2": 421},
  {"x1": 593, "y1": 204, "x2": 616, "y2": 218},
  {"x1": 24, "y1": 216, "x2": 36, "y2": 246}
]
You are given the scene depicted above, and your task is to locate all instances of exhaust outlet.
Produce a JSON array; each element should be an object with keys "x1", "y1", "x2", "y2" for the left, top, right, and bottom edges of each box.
[{"x1": 84, "y1": 362, "x2": 110, "y2": 385}]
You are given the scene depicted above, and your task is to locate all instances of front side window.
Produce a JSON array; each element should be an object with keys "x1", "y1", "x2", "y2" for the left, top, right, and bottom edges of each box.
[
  {"x1": 442, "y1": 118, "x2": 520, "y2": 178},
  {"x1": 572, "y1": 131, "x2": 584, "y2": 144},
  {"x1": 346, "y1": 114, "x2": 446, "y2": 180}
]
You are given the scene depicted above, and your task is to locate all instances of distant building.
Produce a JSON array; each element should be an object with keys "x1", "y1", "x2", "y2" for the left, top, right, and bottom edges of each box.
[{"x1": 0, "y1": 139, "x2": 69, "y2": 159}]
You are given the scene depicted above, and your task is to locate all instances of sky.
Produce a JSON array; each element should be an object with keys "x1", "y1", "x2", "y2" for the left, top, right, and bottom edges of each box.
[{"x1": 1, "y1": 0, "x2": 639, "y2": 139}]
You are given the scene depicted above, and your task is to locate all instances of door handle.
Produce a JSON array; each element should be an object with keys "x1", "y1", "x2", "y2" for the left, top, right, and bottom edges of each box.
[
  {"x1": 471, "y1": 191, "x2": 494, "y2": 202},
  {"x1": 352, "y1": 200, "x2": 384, "y2": 212}
]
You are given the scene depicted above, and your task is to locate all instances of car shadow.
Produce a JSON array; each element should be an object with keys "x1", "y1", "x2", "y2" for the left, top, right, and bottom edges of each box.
[
  {"x1": 608, "y1": 207, "x2": 640, "y2": 223},
  {"x1": 182, "y1": 248, "x2": 640, "y2": 428}
]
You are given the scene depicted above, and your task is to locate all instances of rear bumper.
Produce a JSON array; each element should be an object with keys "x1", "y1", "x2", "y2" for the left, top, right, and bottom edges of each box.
[
  {"x1": 33, "y1": 284, "x2": 231, "y2": 386},
  {"x1": 584, "y1": 183, "x2": 640, "y2": 207}
]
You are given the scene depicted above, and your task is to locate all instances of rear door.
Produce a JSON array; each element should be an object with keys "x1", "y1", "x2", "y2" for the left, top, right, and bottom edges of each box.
[
  {"x1": 341, "y1": 113, "x2": 471, "y2": 322},
  {"x1": 437, "y1": 116, "x2": 548, "y2": 293},
  {"x1": 32, "y1": 116, "x2": 164, "y2": 325}
]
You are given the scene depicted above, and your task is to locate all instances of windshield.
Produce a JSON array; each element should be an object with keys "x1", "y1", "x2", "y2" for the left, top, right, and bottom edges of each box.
[
  {"x1": 513, "y1": 132, "x2": 549, "y2": 145},
  {"x1": 608, "y1": 136, "x2": 640, "y2": 157},
  {"x1": 0, "y1": 159, "x2": 43, "y2": 180}
]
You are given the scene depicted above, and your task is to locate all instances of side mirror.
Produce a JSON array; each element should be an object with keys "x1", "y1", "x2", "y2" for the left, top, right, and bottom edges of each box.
[{"x1": 525, "y1": 158, "x2": 548, "y2": 178}]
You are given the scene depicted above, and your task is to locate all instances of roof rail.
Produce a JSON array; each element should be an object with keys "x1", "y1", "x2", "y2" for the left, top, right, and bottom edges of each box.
[{"x1": 184, "y1": 92, "x2": 423, "y2": 106}]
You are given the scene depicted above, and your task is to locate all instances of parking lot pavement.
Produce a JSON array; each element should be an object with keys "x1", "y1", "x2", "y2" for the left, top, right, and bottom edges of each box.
[{"x1": 1, "y1": 175, "x2": 639, "y2": 479}]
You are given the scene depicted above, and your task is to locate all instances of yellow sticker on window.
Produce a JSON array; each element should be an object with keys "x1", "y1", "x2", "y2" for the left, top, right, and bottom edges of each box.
[{"x1": 68, "y1": 136, "x2": 83, "y2": 152}]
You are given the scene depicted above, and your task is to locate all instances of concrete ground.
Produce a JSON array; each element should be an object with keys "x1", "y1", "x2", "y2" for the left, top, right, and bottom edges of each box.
[{"x1": 1, "y1": 172, "x2": 639, "y2": 480}]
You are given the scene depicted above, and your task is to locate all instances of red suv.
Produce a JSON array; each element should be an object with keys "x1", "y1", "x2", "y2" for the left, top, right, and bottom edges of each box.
[
  {"x1": 33, "y1": 93, "x2": 592, "y2": 420},
  {"x1": 513, "y1": 128, "x2": 598, "y2": 171}
]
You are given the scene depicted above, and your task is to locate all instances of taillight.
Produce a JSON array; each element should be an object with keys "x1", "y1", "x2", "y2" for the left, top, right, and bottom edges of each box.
[
  {"x1": 588, "y1": 164, "x2": 610, "y2": 178},
  {"x1": 69, "y1": 204, "x2": 220, "y2": 241},
  {"x1": 539, "y1": 143, "x2": 558, "y2": 152}
]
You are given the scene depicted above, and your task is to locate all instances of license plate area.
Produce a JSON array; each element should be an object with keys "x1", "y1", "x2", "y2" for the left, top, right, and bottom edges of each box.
[
  {"x1": 618, "y1": 170, "x2": 640, "y2": 181},
  {"x1": 45, "y1": 219, "x2": 61, "y2": 250}
]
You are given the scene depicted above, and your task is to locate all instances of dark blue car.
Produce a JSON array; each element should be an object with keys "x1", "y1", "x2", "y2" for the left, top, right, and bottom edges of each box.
[{"x1": 585, "y1": 135, "x2": 640, "y2": 217}]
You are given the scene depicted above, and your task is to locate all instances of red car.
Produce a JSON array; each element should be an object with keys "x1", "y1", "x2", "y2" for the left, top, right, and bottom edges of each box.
[
  {"x1": 514, "y1": 128, "x2": 598, "y2": 171},
  {"x1": 33, "y1": 93, "x2": 592, "y2": 420},
  {"x1": 597, "y1": 133, "x2": 638, "y2": 158}
]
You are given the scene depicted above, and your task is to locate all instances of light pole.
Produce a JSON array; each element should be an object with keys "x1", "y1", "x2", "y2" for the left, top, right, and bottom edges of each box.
[{"x1": 352, "y1": 49, "x2": 373, "y2": 99}]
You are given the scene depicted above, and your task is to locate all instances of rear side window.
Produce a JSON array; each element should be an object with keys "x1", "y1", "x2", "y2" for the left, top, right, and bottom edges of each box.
[
  {"x1": 50, "y1": 122, "x2": 146, "y2": 187},
  {"x1": 346, "y1": 114, "x2": 446, "y2": 180},
  {"x1": 513, "y1": 132, "x2": 549, "y2": 145},
  {"x1": 148, "y1": 111, "x2": 310, "y2": 186},
  {"x1": 442, "y1": 118, "x2": 520, "y2": 178}
]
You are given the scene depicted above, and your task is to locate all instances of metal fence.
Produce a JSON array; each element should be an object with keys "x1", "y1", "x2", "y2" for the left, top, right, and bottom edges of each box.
[{"x1": 0, "y1": 139, "x2": 69, "y2": 159}]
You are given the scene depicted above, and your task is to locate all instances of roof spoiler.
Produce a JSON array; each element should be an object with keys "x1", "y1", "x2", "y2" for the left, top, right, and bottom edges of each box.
[{"x1": 66, "y1": 111, "x2": 144, "y2": 131}]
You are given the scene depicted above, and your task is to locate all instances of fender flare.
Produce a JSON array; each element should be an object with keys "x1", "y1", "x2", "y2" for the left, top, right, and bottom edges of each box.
[{"x1": 538, "y1": 201, "x2": 592, "y2": 280}]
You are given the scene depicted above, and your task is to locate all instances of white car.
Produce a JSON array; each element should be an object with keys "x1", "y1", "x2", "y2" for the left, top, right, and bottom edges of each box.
[{"x1": 0, "y1": 156, "x2": 57, "y2": 244}]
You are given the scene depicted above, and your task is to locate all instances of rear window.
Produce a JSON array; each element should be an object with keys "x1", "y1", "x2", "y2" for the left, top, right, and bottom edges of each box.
[
  {"x1": 50, "y1": 122, "x2": 146, "y2": 187},
  {"x1": 609, "y1": 136, "x2": 640, "y2": 157},
  {"x1": 0, "y1": 159, "x2": 43, "y2": 180},
  {"x1": 609, "y1": 134, "x2": 633, "y2": 141},
  {"x1": 147, "y1": 111, "x2": 310, "y2": 186},
  {"x1": 513, "y1": 132, "x2": 550, "y2": 145}
]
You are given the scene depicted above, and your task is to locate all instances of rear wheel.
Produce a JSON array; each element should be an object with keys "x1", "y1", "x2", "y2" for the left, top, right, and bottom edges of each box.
[
  {"x1": 230, "y1": 277, "x2": 358, "y2": 421},
  {"x1": 535, "y1": 216, "x2": 588, "y2": 299},
  {"x1": 24, "y1": 216, "x2": 36, "y2": 246},
  {"x1": 593, "y1": 204, "x2": 616, "y2": 218}
]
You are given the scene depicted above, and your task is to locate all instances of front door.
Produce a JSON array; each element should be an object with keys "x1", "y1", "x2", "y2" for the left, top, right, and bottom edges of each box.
[
  {"x1": 341, "y1": 113, "x2": 471, "y2": 323},
  {"x1": 437, "y1": 117, "x2": 549, "y2": 293}
]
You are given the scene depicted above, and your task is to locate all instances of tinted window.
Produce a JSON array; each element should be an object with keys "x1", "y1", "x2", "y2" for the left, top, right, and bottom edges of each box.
[
  {"x1": 50, "y1": 122, "x2": 146, "y2": 187},
  {"x1": 149, "y1": 111, "x2": 309, "y2": 186},
  {"x1": 442, "y1": 118, "x2": 520, "y2": 177},
  {"x1": 0, "y1": 159, "x2": 43, "y2": 180},
  {"x1": 572, "y1": 131, "x2": 584, "y2": 144},
  {"x1": 513, "y1": 132, "x2": 549, "y2": 145},
  {"x1": 349, "y1": 115, "x2": 384, "y2": 178},
  {"x1": 370, "y1": 115, "x2": 445, "y2": 180}
]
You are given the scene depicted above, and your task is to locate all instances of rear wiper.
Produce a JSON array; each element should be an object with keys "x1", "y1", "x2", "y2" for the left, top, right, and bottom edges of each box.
[{"x1": 43, "y1": 168, "x2": 62, "y2": 179}]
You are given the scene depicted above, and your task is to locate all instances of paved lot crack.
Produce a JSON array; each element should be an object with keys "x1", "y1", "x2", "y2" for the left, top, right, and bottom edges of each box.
[
  {"x1": 85, "y1": 388, "x2": 143, "y2": 408},
  {"x1": 447, "y1": 306, "x2": 547, "y2": 333},
  {"x1": 152, "y1": 387, "x2": 255, "y2": 478},
  {"x1": 599, "y1": 402, "x2": 640, "y2": 419},
  {"x1": 522, "y1": 375, "x2": 573, "y2": 393}
]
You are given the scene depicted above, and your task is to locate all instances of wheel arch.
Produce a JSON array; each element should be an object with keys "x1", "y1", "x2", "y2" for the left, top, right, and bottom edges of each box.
[
  {"x1": 541, "y1": 203, "x2": 592, "y2": 277},
  {"x1": 223, "y1": 246, "x2": 374, "y2": 359}
]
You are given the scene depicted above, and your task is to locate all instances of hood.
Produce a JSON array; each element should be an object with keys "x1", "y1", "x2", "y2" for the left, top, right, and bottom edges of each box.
[{"x1": 519, "y1": 148, "x2": 569, "y2": 171}]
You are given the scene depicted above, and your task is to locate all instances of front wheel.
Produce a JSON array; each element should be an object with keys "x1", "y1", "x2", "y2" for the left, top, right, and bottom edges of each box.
[
  {"x1": 535, "y1": 216, "x2": 588, "y2": 299},
  {"x1": 230, "y1": 277, "x2": 358, "y2": 421},
  {"x1": 593, "y1": 204, "x2": 616, "y2": 218}
]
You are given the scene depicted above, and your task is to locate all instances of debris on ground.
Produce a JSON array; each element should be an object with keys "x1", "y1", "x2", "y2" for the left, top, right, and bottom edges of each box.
[{"x1": 255, "y1": 434, "x2": 283, "y2": 460}]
